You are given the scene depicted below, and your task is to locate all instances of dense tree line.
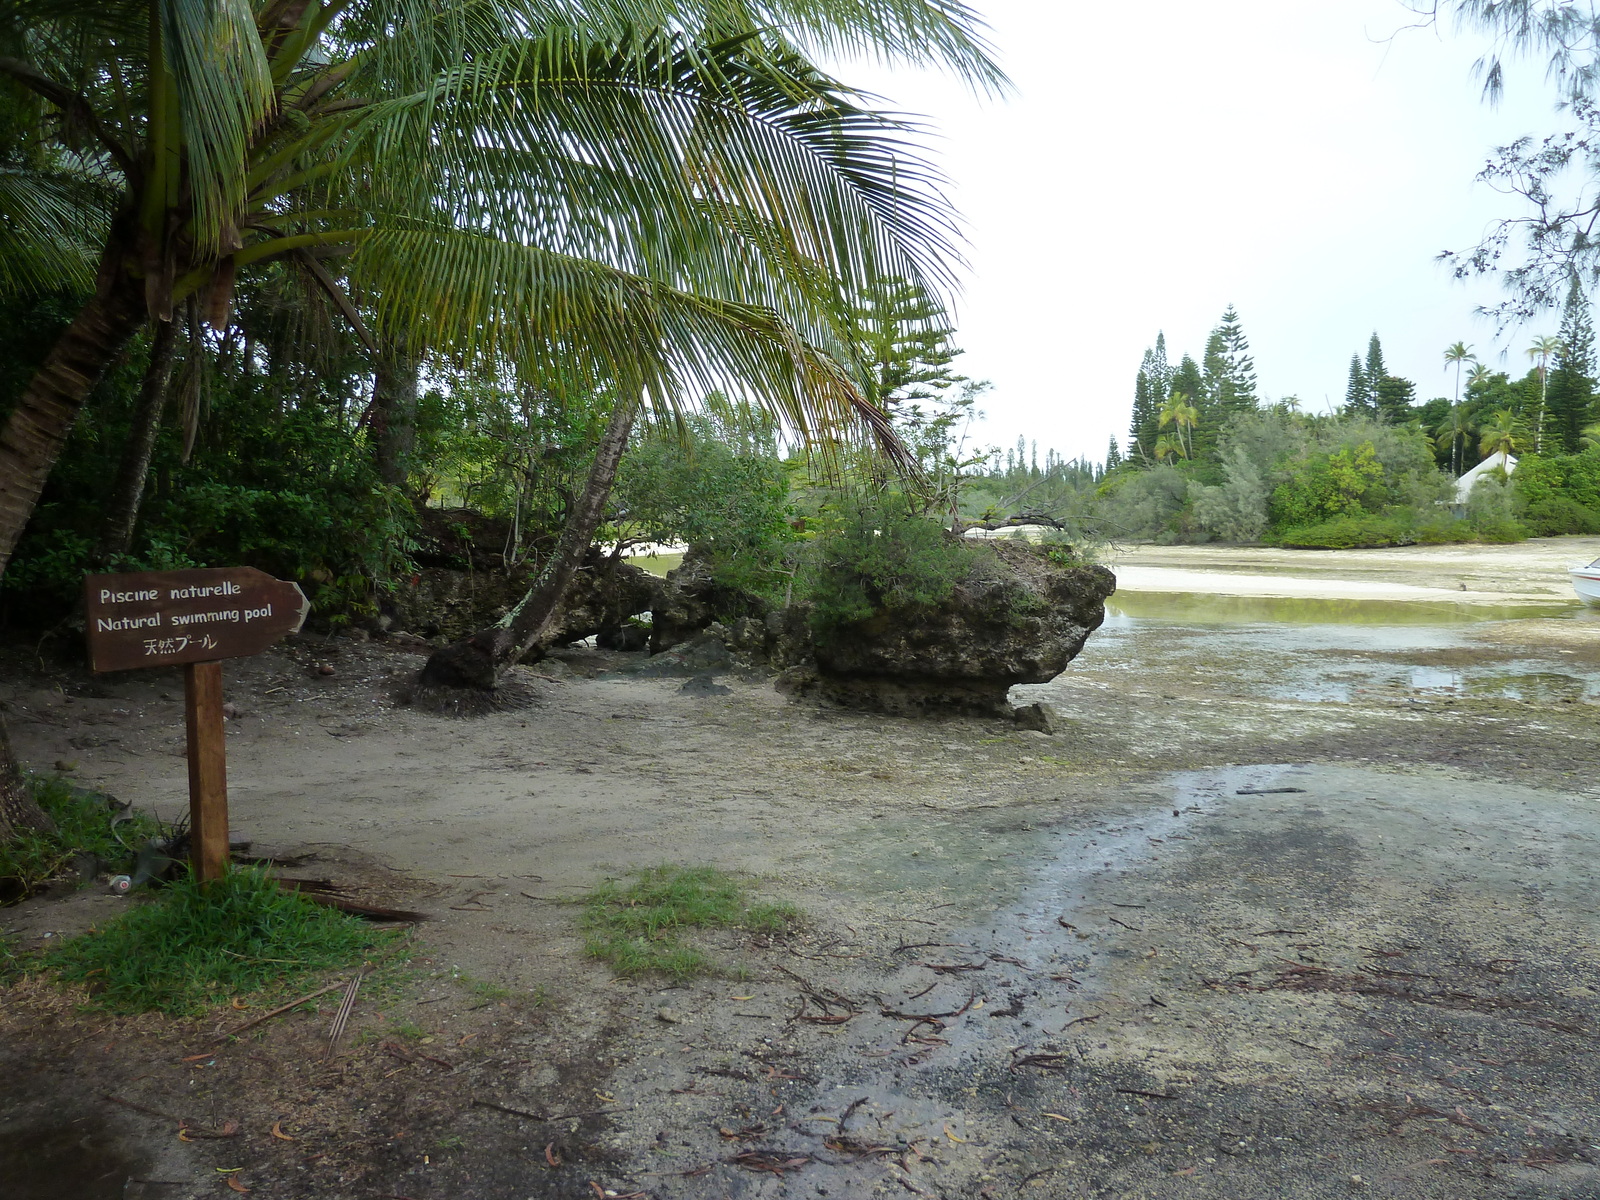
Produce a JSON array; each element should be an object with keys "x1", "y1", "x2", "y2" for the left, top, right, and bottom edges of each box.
[{"x1": 1096, "y1": 299, "x2": 1600, "y2": 546}]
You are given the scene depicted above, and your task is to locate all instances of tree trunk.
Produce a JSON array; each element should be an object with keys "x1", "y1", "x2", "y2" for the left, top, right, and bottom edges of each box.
[
  {"x1": 0, "y1": 711, "x2": 53, "y2": 841},
  {"x1": 414, "y1": 392, "x2": 638, "y2": 697},
  {"x1": 0, "y1": 268, "x2": 147, "y2": 580},
  {"x1": 92, "y1": 316, "x2": 178, "y2": 566},
  {"x1": 372, "y1": 339, "x2": 420, "y2": 491}
]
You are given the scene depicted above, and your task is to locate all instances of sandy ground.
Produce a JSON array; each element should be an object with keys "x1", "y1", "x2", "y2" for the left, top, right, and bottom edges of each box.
[
  {"x1": 2, "y1": 540, "x2": 1600, "y2": 1199},
  {"x1": 1107, "y1": 535, "x2": 1600, "y2": 604}
]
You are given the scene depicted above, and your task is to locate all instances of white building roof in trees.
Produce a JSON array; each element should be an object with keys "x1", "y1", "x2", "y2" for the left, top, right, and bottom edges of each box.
[{"x1": 1454, "y1": 453, "x2": 1516, "y2": 505}]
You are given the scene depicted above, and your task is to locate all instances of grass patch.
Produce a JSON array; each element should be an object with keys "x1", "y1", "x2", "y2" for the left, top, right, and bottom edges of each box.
[
  {"x1": 45, "y1": 867, "x2": 393, "y2": 1014},
  {"x1": 0, "y1": 774, "x2": 160, "y2": 902},
  {"x1": 580, "y1": 865, "x2": 800, "y2": 979}
]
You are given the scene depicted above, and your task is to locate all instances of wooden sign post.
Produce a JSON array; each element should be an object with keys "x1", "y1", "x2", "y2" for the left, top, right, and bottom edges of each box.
[{"x1": 85, "y1": 567, "x2": 309, "y2": 881}]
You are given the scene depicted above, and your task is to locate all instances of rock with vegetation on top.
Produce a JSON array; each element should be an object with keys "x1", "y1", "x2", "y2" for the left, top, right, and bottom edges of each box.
[
  {"x1": 807, "y1": 542, "x2": 1115, "y2": 718},
  {"x1": 648, "y1": 548, "x2": 771, "y2": 653}
]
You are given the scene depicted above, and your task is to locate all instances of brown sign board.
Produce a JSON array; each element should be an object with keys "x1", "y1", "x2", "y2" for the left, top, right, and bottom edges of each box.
[{"x1": 84, "y1": 567, "x2": 309, "y2": 673}]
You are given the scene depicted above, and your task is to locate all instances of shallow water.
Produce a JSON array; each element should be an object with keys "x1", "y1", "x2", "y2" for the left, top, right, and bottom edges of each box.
[
  {"x1": 1066, "y1": 594, "x2": 1600, "y2": 705},
  {"x1": 1106, "y1": 590, "x2": 1578, "y2": 626}
]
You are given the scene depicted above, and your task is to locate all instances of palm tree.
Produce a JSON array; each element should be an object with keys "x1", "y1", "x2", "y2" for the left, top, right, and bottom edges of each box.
[
  {"x1": 1151, "y1": 432, "x2": 1183, "y2": 464},
  {"x1": 1434, "y1": 408, "x2": 1472, "y2": 473},
  {"x1": 1477, "y1": 408, "x2": 1527, "y2": 464},
  {"x1": 1442, "y1": 341, "x2": 1476, "y2": 475},
  {"x1": 1158, "y1": 390, "x2": 1199, "y2": 460},
  {"x1": 1526, "y1": 334, "x2": 1562, "y2": 452},
  {"x1": 0, "y1": 0, "x2": 1004, "y2": 695}
]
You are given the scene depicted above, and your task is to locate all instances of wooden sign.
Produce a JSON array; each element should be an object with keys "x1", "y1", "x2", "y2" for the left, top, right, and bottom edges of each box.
[
  {"x1": 84, "y1": 567, "x2": 308, "y2": 673},
  {"x1": 82, "y1": 567, "x2": 310, "y2": 882}
]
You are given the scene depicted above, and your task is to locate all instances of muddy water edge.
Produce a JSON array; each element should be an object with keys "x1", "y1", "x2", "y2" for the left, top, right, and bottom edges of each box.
[{"x1": 2, "y1": 594, "x2": 1599, "y2": 1199}]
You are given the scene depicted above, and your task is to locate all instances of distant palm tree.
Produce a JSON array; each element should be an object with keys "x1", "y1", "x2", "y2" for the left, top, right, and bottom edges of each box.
[
  {"x1": 1152, "y1": 432, "x2": 1185, "y2": 463},
  {"x1": 1158, "y1": 391, "x2": 1199, "y2": 459},
  {"x1": 1435, "y1": 409, "x2": 1473, "y2": 474},
  {"x1": 1527, "y1": 334, "x2": 1562, "y2": 452},
  {"x1": 1443, "y1": 342, "x2": 1478, "y2": 475},
  {"x1": 1477, "y1": 408, "x2": 1527, "y2": 463}
]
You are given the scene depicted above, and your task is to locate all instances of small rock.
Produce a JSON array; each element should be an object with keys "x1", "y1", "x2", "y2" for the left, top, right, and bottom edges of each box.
[
  {"x1": 679, "y1": 673, "x2": 731, "y2": 697},
  {"x1": 317, "y1": 664, "x2": 336, "y2": 677},
  {"x1": 1012, "y1": 702, "x2": 1056, "y2": 734},
  {"x1": 655, "y1": 1008, "x2": 682, "y2": 1024}
]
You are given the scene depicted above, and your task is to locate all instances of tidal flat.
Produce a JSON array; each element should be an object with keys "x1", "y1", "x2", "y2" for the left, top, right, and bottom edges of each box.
[{"x1": 3, "y1": 540, "x2": 1599, "y2": 1199}]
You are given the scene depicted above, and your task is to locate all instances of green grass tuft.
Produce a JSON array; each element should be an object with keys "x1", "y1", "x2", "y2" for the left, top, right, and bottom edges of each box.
[
  {"x1": 0, "y1": 774, "x2": 161, "y2": 901},
  {"x1": 46, "y1": 867, "x2": 392, "y2": 1014},
  {"x1": 580, "y1": 865, "x2": 800, "y2": 979}
]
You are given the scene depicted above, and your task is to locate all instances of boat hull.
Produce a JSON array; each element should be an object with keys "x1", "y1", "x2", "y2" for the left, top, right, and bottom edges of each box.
[{"x1": 1572, "y1": 569, "x2": 1600, "y2": 604}]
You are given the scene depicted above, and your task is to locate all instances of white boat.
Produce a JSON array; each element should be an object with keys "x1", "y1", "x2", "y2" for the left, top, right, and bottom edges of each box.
[{"x1": 1572, "y1": 557, "x2": 1600, "y2": 603}]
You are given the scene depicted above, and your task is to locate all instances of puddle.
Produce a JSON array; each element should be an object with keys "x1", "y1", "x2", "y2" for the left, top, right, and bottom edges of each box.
[{"x1": 0, "y1": 1118, "x2": 145, "y2": 1200}]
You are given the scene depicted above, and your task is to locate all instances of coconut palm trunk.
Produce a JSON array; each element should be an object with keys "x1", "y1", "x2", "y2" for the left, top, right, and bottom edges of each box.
[
  {"x1": 93, "y1": 315, "x2": 179, "y2": 565},
  {"x1": 414, "y1": 389, "x2": 639, "y2": 697},
  {"x1": 372, "y1": 337, "x2": 421, "y2": 491},
  {"x1": 0, "y1": 265, "x2": 147, "y2": 578}
]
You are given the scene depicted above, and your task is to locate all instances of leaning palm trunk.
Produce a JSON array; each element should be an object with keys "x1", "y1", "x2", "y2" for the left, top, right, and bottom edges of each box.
[
  {"x1": 94, "y1": 315, "x2": 178, "y2": 566},
  {"x1": 414, "y1": 391, "x2": 639, "y2": 700},
  {"x1": 0, "y1": 713, "x2": 52, "y2": 841},
  {"x1": 0, "y1": 265, "x2": 147, "y2": 578}
]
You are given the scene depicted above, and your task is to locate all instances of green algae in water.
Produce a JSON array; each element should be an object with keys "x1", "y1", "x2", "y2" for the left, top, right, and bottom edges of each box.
[{"x1": 1105, "y1": 591, "x2": 1578, "y2": 626}]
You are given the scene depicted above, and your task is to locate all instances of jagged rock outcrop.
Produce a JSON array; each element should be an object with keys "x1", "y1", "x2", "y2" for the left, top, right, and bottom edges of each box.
[
  {"x1": 385, "y1": 548, "x2": 660, "y2": 649},
  {"x1": 803, "y1": 542, "x2": 1115, "y2": 718},
  {"x1": 648, "y1": 549, "x2": 771, "y2": 653}
]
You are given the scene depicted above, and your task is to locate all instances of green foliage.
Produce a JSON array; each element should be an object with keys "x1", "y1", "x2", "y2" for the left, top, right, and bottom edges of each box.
[
  {"x1": 801, "y1": 493, "x2": 978, "y2": 631},
  {"x1": 45, "y1": 868, "x2": 389, "y2": 1014},
  {"x1": 1099, "y1": 462, "x2": 1195, "y2": 541},
  {"x1": 1269, "y1": 442, "x2": 1385, "y2": 527},
  {"x1": 580, "y1": 865, "x2": 799, "y2": 979},
  {"x1": 1512, "y1": 449, "x2": 1600, "y2": 533},
  {"x1": 613, "y1": 404, "x2": 796, "y2": 599},
  {"x1": 1270, "y1": 512, "x2": 1414, "y2": 549},
  {"x1": 0, "y1": 774, "x2": 159, "y2": 901},
  {"x1": 1547, "y1": 280, "x2": 1597, "y2": 453},
  {"x1": 2, "y1": 302, "x2": 411, "y2": 623}
]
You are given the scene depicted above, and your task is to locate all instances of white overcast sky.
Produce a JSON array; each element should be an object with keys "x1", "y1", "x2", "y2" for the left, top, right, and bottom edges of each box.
[{"x1": 844, "y1": 0, "x2": 1568, "y2": 463}]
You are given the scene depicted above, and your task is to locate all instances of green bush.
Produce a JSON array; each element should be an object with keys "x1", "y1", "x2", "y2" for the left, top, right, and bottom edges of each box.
[
  {"x1": 1521, "y1": 495, "x2": 1600, "y2": 536},
  {"x1": 1269, "y1": 512, "x2": 1413, "y2": 549},
  {"x1": 800, "y1": 492, "x2": 978, "y2": 631},
  {"x1": 1412, "y1": 517, "x2": 1477, "y2": 545},
  {"x1": 611, "y1": 408, "x2": 796, "y2": 601}
]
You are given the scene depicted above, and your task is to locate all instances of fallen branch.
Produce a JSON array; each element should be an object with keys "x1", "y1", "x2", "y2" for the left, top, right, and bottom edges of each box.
[{"x1": 213, "y1": 980, "x2": 346, "y2": 1042}]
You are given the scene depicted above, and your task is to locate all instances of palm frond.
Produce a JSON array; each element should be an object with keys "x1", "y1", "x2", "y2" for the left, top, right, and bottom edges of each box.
[
  {"x1": 0, "y1": 162, "x2": 110, "y2": 296},
  {"x1": 158, "y1": 0, "x2": 274, "y2": 252}
]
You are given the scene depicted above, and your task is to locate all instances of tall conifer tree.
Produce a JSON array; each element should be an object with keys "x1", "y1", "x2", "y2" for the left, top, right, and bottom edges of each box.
[
  {"x1": 1148, "y1": 332, "x2": 1172, "y2": 404},
  {"x1": 1215, "y1": 305, "x2": 1258, "y2": 414},
  {"x1": 1345, "y1": 355, "x2": 1369, "y2": 415},
  {"x1": 1365, "y1": 333, "x2": 1388, "y2": 410},
  {"x1": 1547, "y1": 281, "x2": 1598, "y2": 453},
  {"x1": 1106, "y1": 436, "x2": 1122, "y2": 470},
  {"x1": 1129, "y1": 345, "x2": 1164, "y2": 461}
]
